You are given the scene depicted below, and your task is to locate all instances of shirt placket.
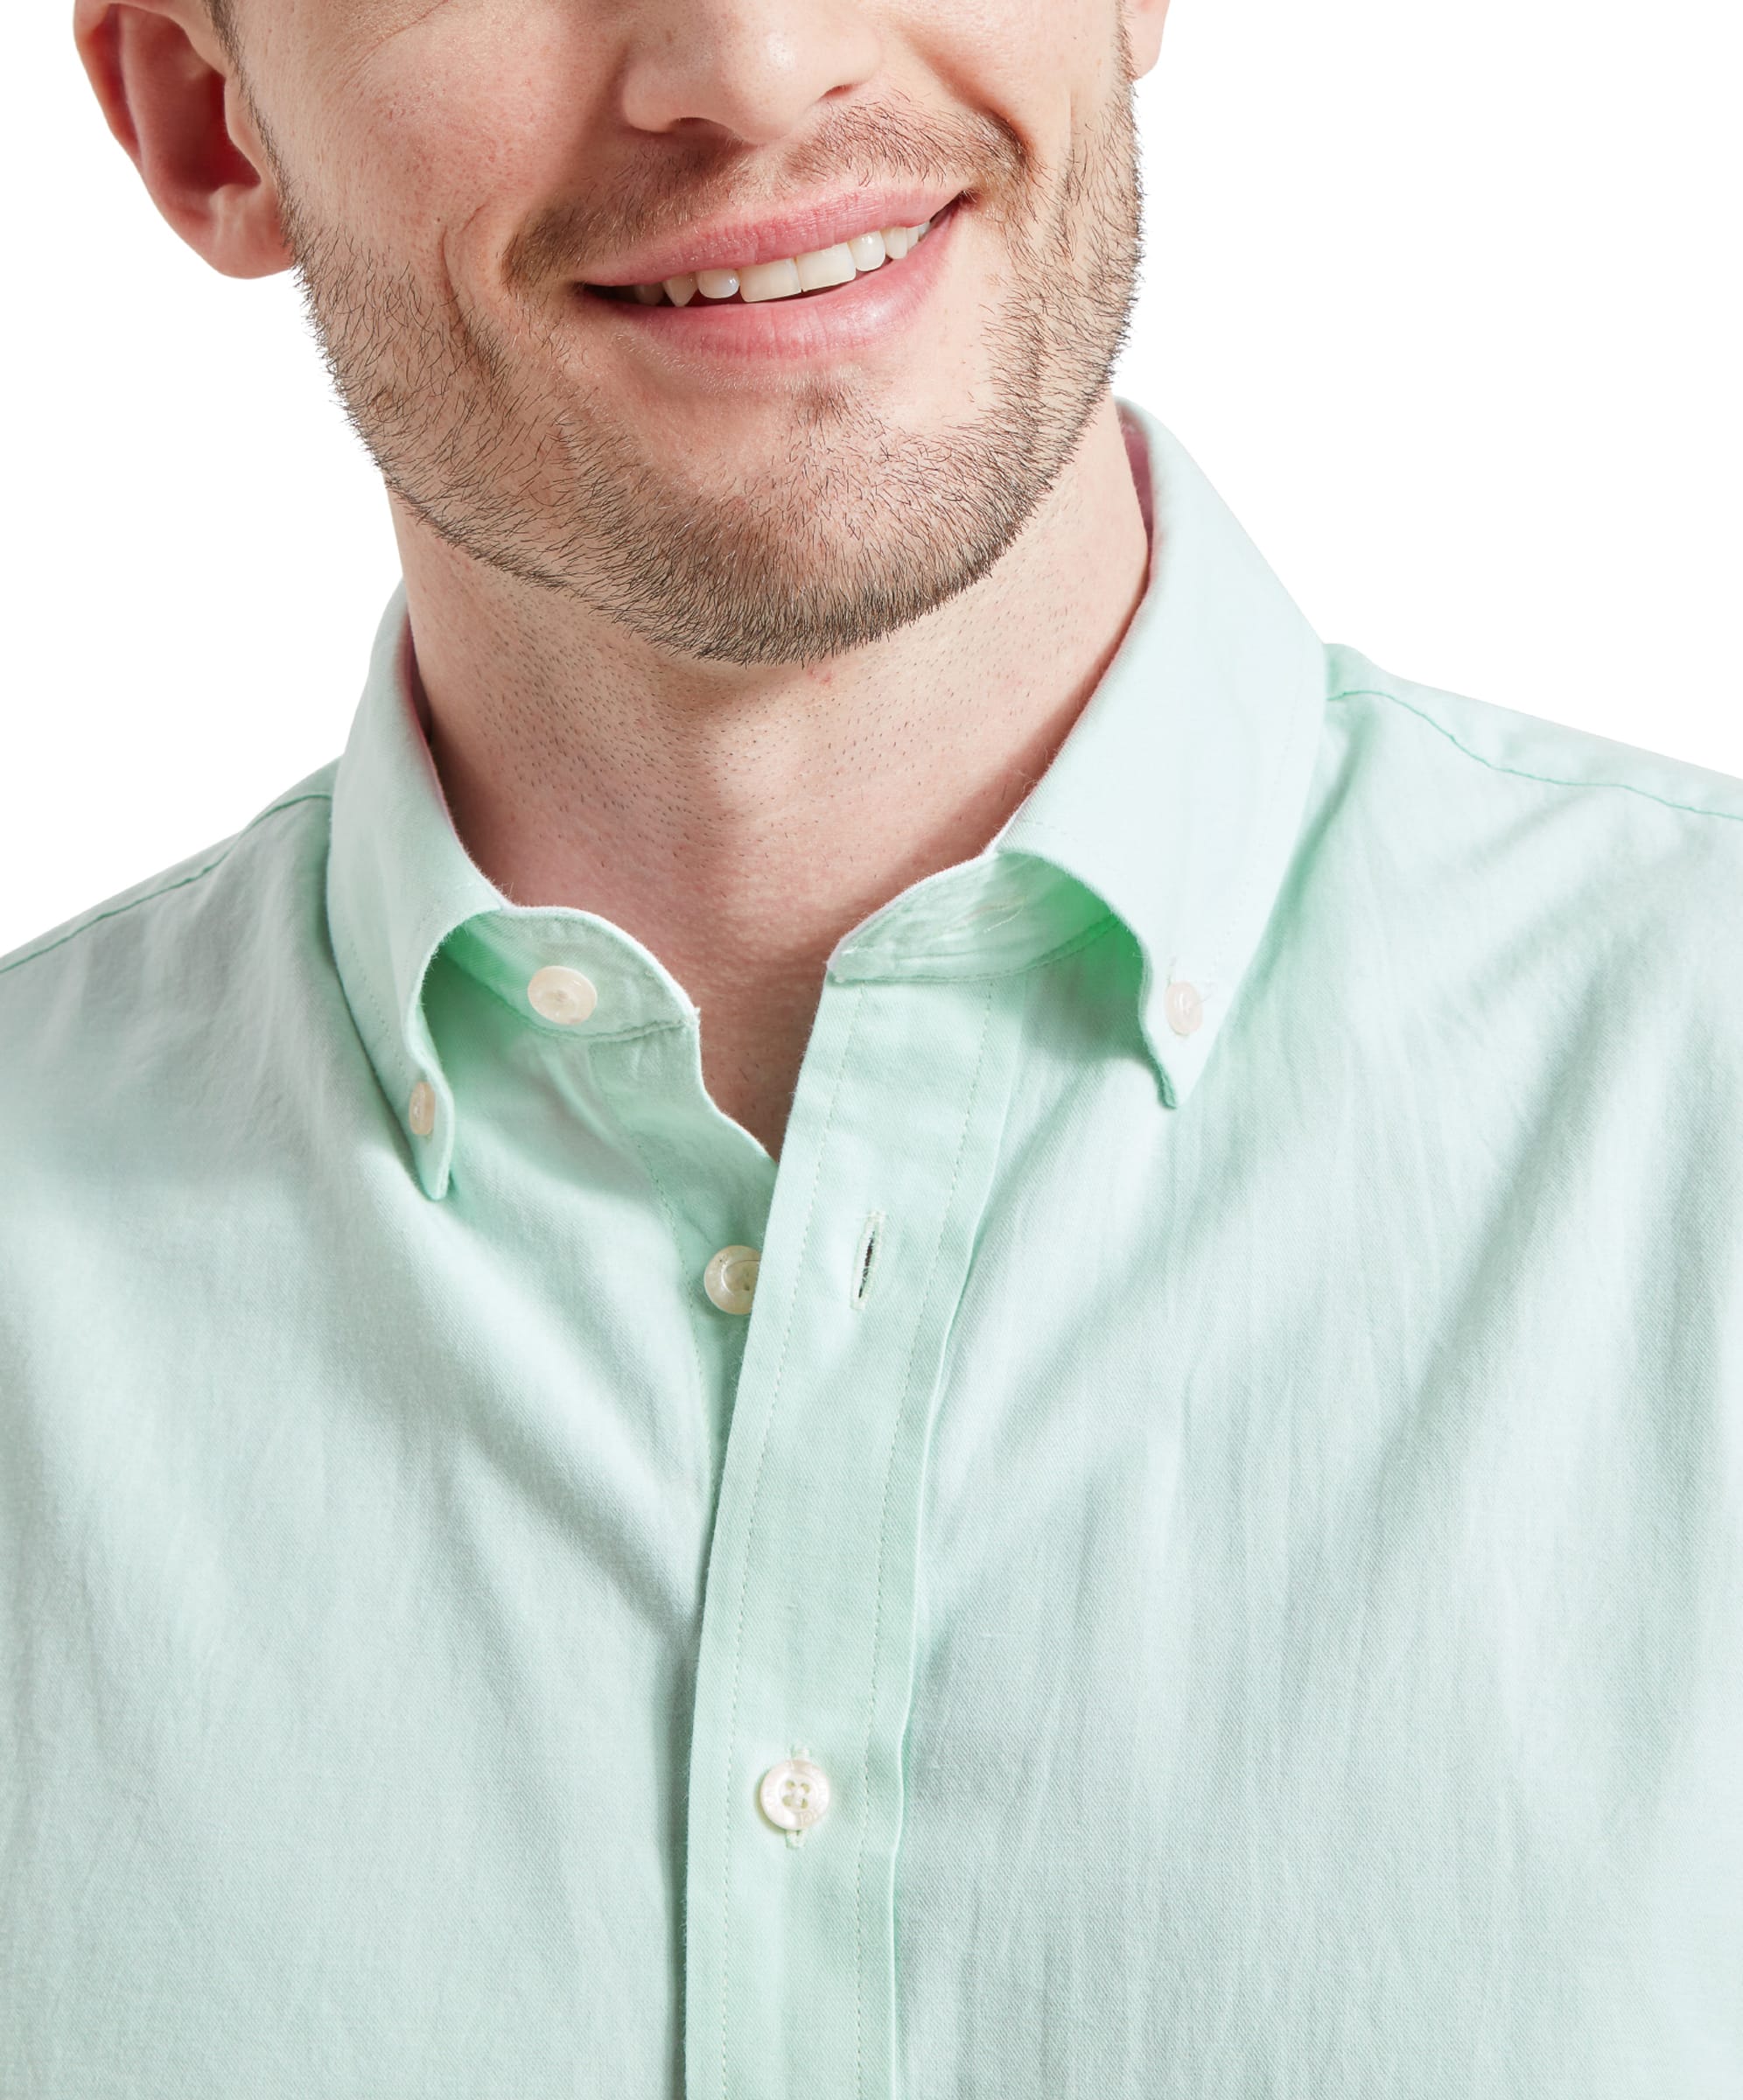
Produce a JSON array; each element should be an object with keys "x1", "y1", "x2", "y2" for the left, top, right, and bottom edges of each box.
[{"x1": 677, "y1": 962, "x2": 1028, "y2": 2100}]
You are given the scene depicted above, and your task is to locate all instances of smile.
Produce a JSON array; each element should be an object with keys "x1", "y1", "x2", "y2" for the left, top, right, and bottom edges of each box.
[
  {"x1": 583, "y1": 200, "x2": 956, "y2": 310},
  {"x1": 575, "y1": 195, "x2": 963, "y2": 367}
]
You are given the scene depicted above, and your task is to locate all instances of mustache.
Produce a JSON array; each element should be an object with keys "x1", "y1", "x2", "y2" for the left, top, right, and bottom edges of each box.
[{"x1": 502, "y1": 98, "x2": 1028, "y2": 291}]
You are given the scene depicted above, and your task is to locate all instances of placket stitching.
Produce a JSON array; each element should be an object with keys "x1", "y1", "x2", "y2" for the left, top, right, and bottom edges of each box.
[
  {"x1": 853, "y1": 981, "x2": 998, "y2": 2099},
  {"x1": 715, "y1": 976, "x2": 872, "y2": 2100}
]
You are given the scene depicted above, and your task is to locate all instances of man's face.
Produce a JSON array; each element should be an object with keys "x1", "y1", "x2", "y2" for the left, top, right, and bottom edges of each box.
[{"x1": 228, "y1": 0, "x2": 1148, "y2": 664}]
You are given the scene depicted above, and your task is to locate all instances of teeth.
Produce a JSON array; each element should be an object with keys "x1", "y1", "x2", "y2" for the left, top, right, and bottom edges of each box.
[
  {"x1": 621, "y1": 214, "x2": 940, "y2": 307},
  {"x1": 795, "y1": 241, "x2": 858, "y2": 291},
  {"x1": 740, "y1": 257, "x2": 803, "y2": 303}
]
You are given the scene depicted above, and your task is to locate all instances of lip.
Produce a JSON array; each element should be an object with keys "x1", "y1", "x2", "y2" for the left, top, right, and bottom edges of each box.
[
  {"x1": 578, "y1": 184, "x2": 962, "y2": 287},
  {"x1": 575, "y1": 198, "x2": 963, "y2": 370}
]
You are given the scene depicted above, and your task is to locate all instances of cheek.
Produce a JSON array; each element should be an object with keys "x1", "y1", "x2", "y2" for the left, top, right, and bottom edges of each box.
[
  {"x1": 922, "y1": 0, "x2": 1117, "y2": 60},
  {"x1": 902, "y1": 0, "x2": 1117, "y2": 170},
  {"x1": 292, "y1": 6, "x2": 619, "y2": 266}
]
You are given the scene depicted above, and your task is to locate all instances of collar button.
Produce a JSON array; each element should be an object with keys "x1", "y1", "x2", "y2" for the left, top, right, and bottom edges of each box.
[
  {"x1": 1165, "y1": 979, "x2": 1204, "y2": 1036},
  {"x1": 527, "y1": 965, "x2": 598, "y2": 1026}
]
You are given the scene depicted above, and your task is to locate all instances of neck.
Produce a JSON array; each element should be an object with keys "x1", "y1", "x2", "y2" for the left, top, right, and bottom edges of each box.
[{"x1": 395, "y1": 390, "x2": 1150, "y2": 1033}]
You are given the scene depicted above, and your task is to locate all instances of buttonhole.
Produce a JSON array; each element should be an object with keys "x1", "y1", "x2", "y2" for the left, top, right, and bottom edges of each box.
[{"x1": 852, "y1": 1212, "x2": 885, "y2": 1308}]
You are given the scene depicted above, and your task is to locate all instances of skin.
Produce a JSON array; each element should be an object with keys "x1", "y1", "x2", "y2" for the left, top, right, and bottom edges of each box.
[{"x1": 75, "y1": 0, "x2": 1170, "y2": 1161}]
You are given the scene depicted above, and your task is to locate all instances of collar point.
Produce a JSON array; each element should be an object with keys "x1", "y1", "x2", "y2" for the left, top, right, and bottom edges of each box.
[
  {"x1": 416, "y1": 1158, "x2": 453, "y2": 1209},
  {"x1": 413, "y1": 1153, "x2": 453, "y2": 1201},
  {"x1": 1142, "y1": 986, "x2": 1224, "y2": 1113}
]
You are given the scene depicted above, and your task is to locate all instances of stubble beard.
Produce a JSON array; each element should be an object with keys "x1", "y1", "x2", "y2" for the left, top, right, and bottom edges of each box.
[{"x1": 269, "y1": 51, "x2": 1143, "y2": 666}]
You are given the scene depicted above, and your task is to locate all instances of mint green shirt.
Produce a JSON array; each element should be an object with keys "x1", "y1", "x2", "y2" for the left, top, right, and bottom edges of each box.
[{"x1": 4, "y1": 402, "x2": 1741, "y2": 2098}]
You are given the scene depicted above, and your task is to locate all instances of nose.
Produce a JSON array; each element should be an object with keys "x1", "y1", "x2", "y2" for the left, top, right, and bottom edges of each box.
[{"x1": 618, "y1": 0, "x2": 882, "y2": 146}]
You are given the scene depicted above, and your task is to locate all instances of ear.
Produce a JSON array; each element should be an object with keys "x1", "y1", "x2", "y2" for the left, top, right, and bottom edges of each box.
[
  {"x1": 73, "y1": 0, "x2": 294, "y2": 278},
  {"x1": 1125, "y1": 0, "x2": 1172, "y2": 80}
]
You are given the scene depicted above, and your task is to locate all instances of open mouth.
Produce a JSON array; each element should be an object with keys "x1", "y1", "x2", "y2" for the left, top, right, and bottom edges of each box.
[{"x1": 584, "y1": 198, "x2": 958, "y2": 310}]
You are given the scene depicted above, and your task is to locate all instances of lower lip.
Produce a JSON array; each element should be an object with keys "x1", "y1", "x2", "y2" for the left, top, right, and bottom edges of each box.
[{"x1": 574, "y1": 200, "x2": 963, "y2": 371}]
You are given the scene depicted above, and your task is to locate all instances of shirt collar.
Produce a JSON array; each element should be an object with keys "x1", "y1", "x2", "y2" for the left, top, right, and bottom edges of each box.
[
  {"x1": 994, "y1": 399, "x2": 1328, "y2": 1108},
  {"x1": 326, "y1": 398, "x2": 1327, "y2": 1200}
]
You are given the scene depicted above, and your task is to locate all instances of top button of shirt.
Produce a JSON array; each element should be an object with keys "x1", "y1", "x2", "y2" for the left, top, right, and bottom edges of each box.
[
  {"x1": 704, "y1": 1245, "x2": 760, "y2": 1314},
  {"x1": 526, "y1": 965, "x2": 598, "y2": 1026}
]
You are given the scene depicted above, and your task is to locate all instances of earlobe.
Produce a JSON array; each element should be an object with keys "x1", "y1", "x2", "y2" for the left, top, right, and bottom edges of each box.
[{"x1": 73, "y1": 0, "x2": 295, "y2": 280}]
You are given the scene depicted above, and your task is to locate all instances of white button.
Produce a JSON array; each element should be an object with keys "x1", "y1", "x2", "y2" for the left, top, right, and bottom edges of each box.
[
  {"x1": 527, "y1": 965, "x2": 598, "y2": 1026},
  {"x1": 1164, "y1": 979, "x2": 1203, "y2": 1036},
  {"x1": 759, "y1": 1756, "x2": 830, "y2": 1832},
  {"x1": 704, "y1": 1245, "x2": 760, "y2": 1314},
  {"x1": 408, "y1": 1080, "x2": 437, "y2": 1136}
]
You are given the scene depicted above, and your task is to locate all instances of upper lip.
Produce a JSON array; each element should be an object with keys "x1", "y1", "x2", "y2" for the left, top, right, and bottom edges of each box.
[{"x1": 578, "y1": 186, "x2": 962, "y2": 287}]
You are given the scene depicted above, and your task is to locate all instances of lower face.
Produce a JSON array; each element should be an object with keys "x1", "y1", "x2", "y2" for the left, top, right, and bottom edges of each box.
[{"x1": 265, "y1": 12, "x2": 1143, "y2": 665}]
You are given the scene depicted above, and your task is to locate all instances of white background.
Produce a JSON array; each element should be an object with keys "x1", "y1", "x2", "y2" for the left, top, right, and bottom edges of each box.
[{"x1": 4, "y1": 0, "x2": 1740, "y2": 956}]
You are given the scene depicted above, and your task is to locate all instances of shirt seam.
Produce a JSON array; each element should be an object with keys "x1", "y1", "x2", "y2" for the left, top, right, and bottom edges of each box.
[
  {"x1": 714, "y1": 976, "x2": 876, "y2": 2100},
  {"x1": 853, "y1": 974, "x2": 1001, "y2": 2099},
  {"x1": 442, "y1": 958, "x2": 696, "y2": 1043},
  {"x1": 1327, "y1": 685, "x2": 1743, "y2": 826},
  {"x1": 0, "y1": 790, "x2": 336, "y2": 981},
  {"x1": 454, "y1": 909, "x2": 1124, "y2": 1043},
  {"x1": 838, "y1": 907, "x2": 1122, "y2": 985},
  {"x1": 587, "y1": 1081, "x2": 721, "y2": 1648}
]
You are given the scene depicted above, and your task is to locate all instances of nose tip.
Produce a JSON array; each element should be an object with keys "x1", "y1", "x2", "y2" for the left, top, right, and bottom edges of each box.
[{"x1": 619, "y1": 8, "x2": 881, "y2": 147}]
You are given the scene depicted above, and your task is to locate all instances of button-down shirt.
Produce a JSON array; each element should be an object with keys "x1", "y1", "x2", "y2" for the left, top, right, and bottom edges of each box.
[{"x1": 4, "y1": 401, "x2": 1742, "y2": 2098}]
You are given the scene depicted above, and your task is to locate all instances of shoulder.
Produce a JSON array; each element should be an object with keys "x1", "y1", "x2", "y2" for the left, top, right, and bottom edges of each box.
[
  {"x1": 1312, "y1": 640, "x2": 1742, "y2": 1093},
  {"x1": 0, "y1": 764, "x2": 339, "y2": 1078},
  {"x1": 1321, "y1": 642, "x2": 1743, "y2": 910},
  {"x1": 1323, "y1": 641, "x2": 1743, "y2": 835}
]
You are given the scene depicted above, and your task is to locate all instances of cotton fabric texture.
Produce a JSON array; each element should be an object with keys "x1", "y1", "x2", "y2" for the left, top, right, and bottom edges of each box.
[{"x1": 4, "y1": 402, "x2": 1741, "y2": 2098}]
